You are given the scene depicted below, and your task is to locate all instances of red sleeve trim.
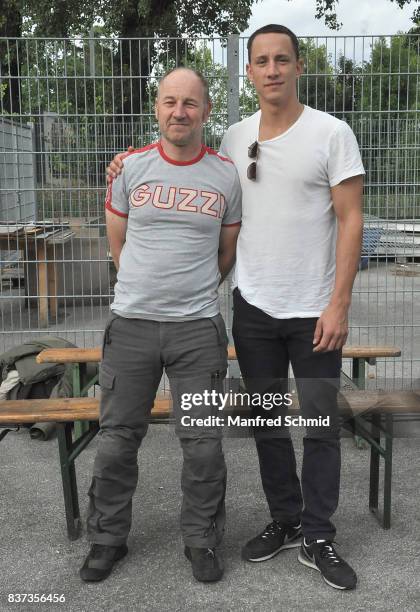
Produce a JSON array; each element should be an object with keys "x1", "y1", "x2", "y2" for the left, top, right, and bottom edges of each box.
[
  {"x1": 105, "y1": 200, "x2": 128, "y2": 218},
  {"x1": 107, "y1": 143, "x2": 158, "y2": 169},
  {"x1": 221, "y1": 221, "x2": 241, "y2": 227},
  {"x1": 205, "y1": 147, "x2": 234, "y2": 164},
  {"x1": 127, "y1": 143, "x2": 159, "y2": 157}
]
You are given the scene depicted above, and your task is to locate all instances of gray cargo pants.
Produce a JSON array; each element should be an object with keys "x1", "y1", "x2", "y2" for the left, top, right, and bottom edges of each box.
[{"x1": 86, "y1": 312, "x2": 228, "y2": 549}]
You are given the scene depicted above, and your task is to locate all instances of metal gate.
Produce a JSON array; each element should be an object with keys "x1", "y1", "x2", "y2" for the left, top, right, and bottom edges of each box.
[{"x1": 0, "y1": 33, "x2": 419, "y2": 387}]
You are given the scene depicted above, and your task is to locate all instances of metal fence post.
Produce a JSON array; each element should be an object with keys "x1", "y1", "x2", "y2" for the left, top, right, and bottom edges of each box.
[
  {"x1": 31, "y1": 122, "x2": 37, "y2": 222},
  {"x1": 225, "y1": 34, "x2": 240, "y2": 357},
  {"x1": 227, "y1": 34, "x2": 239, "y2": 127},
  {"x1": 89, "y1": 29, "x2": 95, "y2": 77}
]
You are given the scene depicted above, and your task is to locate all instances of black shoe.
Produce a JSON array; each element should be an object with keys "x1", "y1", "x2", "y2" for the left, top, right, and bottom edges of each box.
[
  {"x1": 298, "y1": 538, "x2": 357, "y2": 590},
  {"x1": 184, "y1": 546, "x2": 224, "y2": 582},
  {"x1": 80, "y1": 543, "x2": 128, "y2": 582},
  {"x1": 242, "y1": 521, "x2": 302, "y2": 562}
]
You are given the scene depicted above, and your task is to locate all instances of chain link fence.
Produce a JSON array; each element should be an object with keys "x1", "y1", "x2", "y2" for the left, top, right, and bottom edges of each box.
[{"x1": 0, "y1": 34, "x2": 419, "y2": 387}]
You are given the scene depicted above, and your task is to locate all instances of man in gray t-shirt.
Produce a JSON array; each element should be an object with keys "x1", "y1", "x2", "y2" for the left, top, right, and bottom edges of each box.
[
  {"x1": 107, "y1": 140, "x2": 241, "y2": 320},
  {"x1": 80, "y1": 67, "x2": 241, "y2": 585}
]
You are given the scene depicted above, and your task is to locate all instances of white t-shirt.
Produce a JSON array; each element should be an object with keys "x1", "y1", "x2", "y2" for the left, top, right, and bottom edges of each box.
[{"x1": 220, "y1": 105, "x2": 365, "y2": 318}]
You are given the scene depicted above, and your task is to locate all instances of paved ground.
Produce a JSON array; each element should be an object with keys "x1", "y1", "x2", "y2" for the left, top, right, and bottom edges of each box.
[
  {"x1": 1, "y1": 424, "x2": 420, "y2": 612},
  {"x1": 1, "y1": 261, "x2": 420, "y2": 611}
]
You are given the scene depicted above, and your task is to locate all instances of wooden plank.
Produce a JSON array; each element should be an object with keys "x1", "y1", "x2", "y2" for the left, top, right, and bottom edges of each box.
[
  {"x1": 0, "y1": 397, "x2": 99, "y2": 422},
  {"x1": 47, "y1": 244, "x2": 58, "y2": 318},
  {"x1": 342, "y1": 346, "x2": 401, "y2": 358},
  {"x1": 1, "y1": 391, "x2": 419, "y2": 425},
  {"x1": 338, "y1": 390, "x2": 420, "y2": 415},
  {"x1": 36, "y1": 344, "x2": 402, "y2": 365},
  {"x1": 0, "y1": 397, "x2": 172, "y2": 423},
  {"x1": 229, "y1": 345, "x2": 401, "y2": 359},
  {"x1": 37, "y1": 347, "x2": 102, "y2": 363},
  {"x1": 37, "y1": 241, "x2": 48, "y2": 328}
]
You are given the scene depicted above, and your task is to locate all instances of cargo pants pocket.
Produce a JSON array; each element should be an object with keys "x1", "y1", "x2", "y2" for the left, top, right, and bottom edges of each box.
[
  {"x1": 101, "y1": 312, "x2": 120, "y2": 359},
  {"x1": 98, "y1": 363, "x2": 115, "y2": 390},
  {"x1": 207, "y1": 313, "x2": 229, "y2": 368}
]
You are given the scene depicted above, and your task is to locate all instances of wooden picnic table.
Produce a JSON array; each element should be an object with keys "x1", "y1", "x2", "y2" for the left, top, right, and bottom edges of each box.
[
  {"x1": 0, "y1": 342, "x2": 407, "y2": 535},
  {"x1": 0, "y1": 223, "x2": 74, "y2": 327}
]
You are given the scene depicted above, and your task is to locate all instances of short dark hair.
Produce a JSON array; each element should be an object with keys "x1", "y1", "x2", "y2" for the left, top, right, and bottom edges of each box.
[
  {"x1": 158, "y1": 67, "x2": 210, "y2": 104},
  {"x1": 247, "y1": 24, "x2": 300, "y2": 62}
]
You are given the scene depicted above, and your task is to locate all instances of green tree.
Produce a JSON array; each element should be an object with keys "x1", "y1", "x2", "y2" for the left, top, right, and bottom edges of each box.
[
  {"x1": 0, "y1": 0, "x2": 22, "y2": 114},
  {"x1": 1, "y1": 0, "x2": 255, "y2": 118},
  {"x1": 2, "y1": 0, "x2": 417, "y2": 115},
  {"x1": 360, "y1": 34, "x2": 419, "y2": 113},
  {"x1": 313, "y1": 0, "x2": 419, "y2": 30},
  {"x1": 356, "y1": 33, "x2": 420, "y2": 218},
  {"x1": 298, "y1": 39, "x2": 335, "y2": 111},
  {"x1": 333, "y1": 56, "x2": 365, "y2": 114}
]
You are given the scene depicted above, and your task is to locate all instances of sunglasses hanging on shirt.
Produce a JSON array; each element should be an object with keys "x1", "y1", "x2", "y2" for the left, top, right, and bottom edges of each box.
[{"x1": 247, "y1": 141, "x2": 259, "y2": 181}]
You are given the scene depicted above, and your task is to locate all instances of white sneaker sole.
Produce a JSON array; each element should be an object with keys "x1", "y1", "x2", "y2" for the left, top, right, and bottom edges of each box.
[
  {"x1": 297, "y1": 549, "x2": 351, "y2": 591},
  {"x1": 245, "y1": 537, "x2": 302, "y2": 562}
]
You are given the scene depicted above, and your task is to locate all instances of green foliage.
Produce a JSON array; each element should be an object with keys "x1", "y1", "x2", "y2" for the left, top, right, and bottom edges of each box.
[
  {"x1": 313, "y1": 0, "x2": 418, "y2": 30},
  {"x1": 315, "y1": 0, "x2": 343, "y2": 30},
  {"x1": 298, "y1": 39, "x2": 335, "y2": 111},
  {"x1": 2, "y1": 0, "x2": 418, "y2": 41},
  {"x1": 239, "y1": 78, "x2": 259, "y2": 118},
  {"x1": 360, "y1": 35, "x2": 420, "y2": 113},
  {"x1": 17, "y1": 0, "x2": 254, "y2": 38},
  {"x1": 20, "y1": 0, "x2": 99, "y2": 37},
  {"x1": 0, "y1": 82, "x2": 7, "y2": 102},
  {"x1": 18, "y1": 33, "x2": 119, "y2": 116},
  {"x1": 2, "y1": 0, "x2": 255, "y2": 118}
]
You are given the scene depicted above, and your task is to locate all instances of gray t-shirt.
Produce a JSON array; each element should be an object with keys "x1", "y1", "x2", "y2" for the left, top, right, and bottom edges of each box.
[{"x1": 106, "y1": 142, "x2": 242, "y2": 320}]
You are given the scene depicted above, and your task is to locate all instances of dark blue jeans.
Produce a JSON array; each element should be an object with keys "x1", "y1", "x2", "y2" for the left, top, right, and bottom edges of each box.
[{"x1": 232, "y1": 288, "x2": 342, "y2": 540}]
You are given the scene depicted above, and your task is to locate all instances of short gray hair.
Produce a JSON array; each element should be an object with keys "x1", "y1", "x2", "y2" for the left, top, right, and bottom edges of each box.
[{"x1": 157, "y1": 67, "x2": 210, "y2": 105}]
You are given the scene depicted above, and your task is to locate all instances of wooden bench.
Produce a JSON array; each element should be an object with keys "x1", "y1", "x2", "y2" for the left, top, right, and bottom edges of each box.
[
  {"x1": 34, "y1": 343, "x2": 405, "y2": 531},
  {"x1": 1, "y1": 343, "x2": 408, "y2": 540},
  {"x1": 35, "y1": 342, "x2": 402, "y2": 453},
  {"x1": 34, "y1": 343, "x2": 401, "y2": 419},
  {"x1": 35, "y1": 343, "x2": 401, "y2": 366}
]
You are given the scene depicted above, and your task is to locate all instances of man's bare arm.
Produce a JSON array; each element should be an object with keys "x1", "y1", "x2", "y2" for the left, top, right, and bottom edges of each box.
[
  {"x1": 106, "y1": 209, "x2": 128, "y2": 271},
  {"x1": 313, "y1": 174, "x2": 364, "y2": 352},
  {"x1": 218, "y1": 224, "x2": 240, "y2": 283}
]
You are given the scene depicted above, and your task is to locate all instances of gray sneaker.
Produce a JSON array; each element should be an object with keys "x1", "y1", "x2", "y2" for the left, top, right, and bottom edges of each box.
[
  {"x1": 298, "y1": 538, "x2": 357, "y2": 590},
  {"x1": 242, "y1": 521, "x2": 302, "y2": 562}
]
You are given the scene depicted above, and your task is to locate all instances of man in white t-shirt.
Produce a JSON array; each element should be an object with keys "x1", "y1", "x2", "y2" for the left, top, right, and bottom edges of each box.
[
  {"x1": 107, "y1": 25, "x2": 364, "y2": 590},
  {"x1": 219, "y1": 24, "x2": 364, "y2": 591}
]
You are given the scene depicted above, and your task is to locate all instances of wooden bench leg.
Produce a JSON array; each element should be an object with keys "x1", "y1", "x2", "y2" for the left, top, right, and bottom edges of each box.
[
  {"x1": 352, "y1": 357, "x2": 368, "y2": 449},
  {"x1": 368, "y1": 413, "x2": 394, "y2": 529},
  {"x1": 382, "y1": 414, "x2": 393, "y2": 529},
  {"x1": 369, "y1": 413, "x2": 380, "y2": 513},
  {"x1": 56, "y1": 423, "x2": 82, "y2": 540}
]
